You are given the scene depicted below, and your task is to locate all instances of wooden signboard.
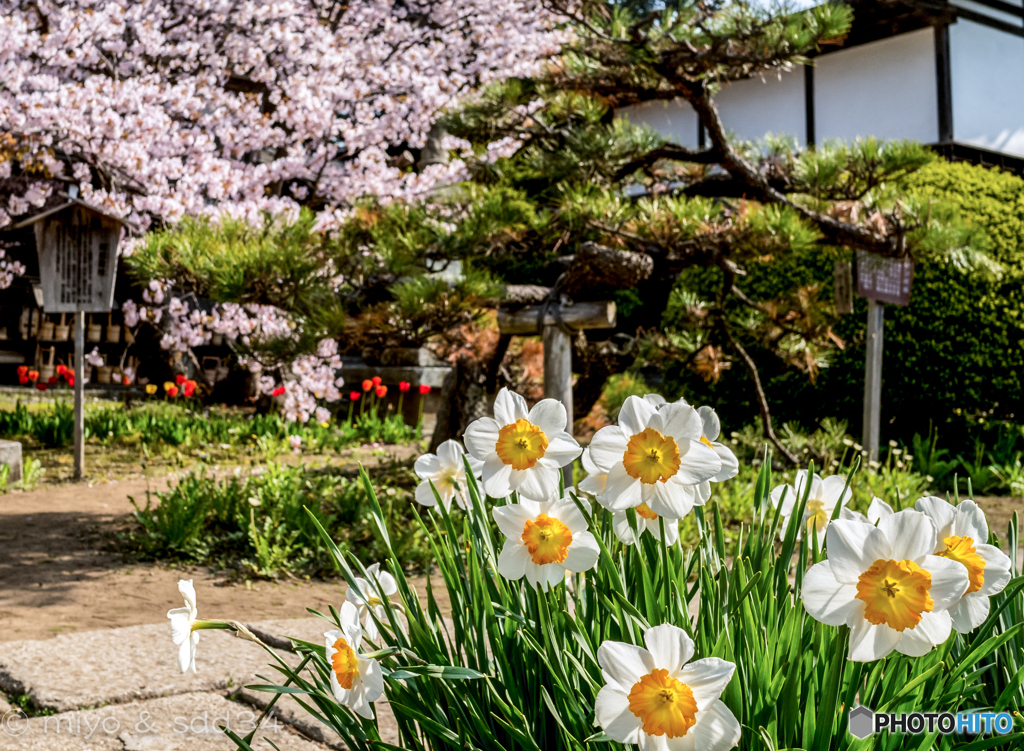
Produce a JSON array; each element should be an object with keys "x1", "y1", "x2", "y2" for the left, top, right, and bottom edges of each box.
[
  {"x1": 855, "y1": 250, "x2": 913, "y2": 306},
  {"x1": 31, "y1": 203, "x2": 121, "y2": 313}
]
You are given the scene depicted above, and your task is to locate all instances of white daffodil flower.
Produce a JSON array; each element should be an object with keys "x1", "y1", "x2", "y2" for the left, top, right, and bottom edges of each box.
[
  {"x1": 588, "y1": 396, "x2": 721, "y2": 520},
  {"x1": 493, "y1": 495, "x2": 600, "y2": 589},
  {"x1": 413, "y1": 440, "x2": 483, "y2": 511},
  {"x1": 770, "y1": 470, "x2": 852, "y2": 545},
  {"x1": 915, "y1": 496, "x2": 1013, "y2": 633},
  {"x1": 167, "y1": 579, "x2": 200, "y2": 674},
  {"x1": 578, "y1": 447, "x2": 607, "y2": 497},
  {"x1": 612, "y1": 506, "x2": 680, "y2": 547},
  {"x1": 464, "y1": 388, "x2": 582, "y2": 501},
  {"x1": 594, "y1": 623, "x2": 741, "y2": 750},
  {"x1": 325, "y1": 601, "x2": 385, "y2": 719},
  {"x1": 346, "y1": 563, "x2": 399, "y2": 642},
  {"x1": 803, "y1": 510, "x2": 970, "y2": 662},
  {"x1": 694, "y1": 406, "x2": 740, "y2": 505}
]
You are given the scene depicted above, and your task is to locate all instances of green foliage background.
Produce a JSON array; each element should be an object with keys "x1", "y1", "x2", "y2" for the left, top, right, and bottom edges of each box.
[{"x1": 662, "y1": 159, "x2": 1024, "y2": 452}]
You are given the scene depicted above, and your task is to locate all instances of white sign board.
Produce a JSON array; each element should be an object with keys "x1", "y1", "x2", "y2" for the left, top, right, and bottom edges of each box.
[{"x1": 32, "y1": 203, "x2": 120, "y2": 313}]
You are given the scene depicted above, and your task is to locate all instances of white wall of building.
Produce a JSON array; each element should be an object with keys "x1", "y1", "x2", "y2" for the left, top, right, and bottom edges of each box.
[
  {"x1": 715, "y1": 66, "x2": 806, "y2": 145},
  {"x1": 815, "y1": 27, "x2": 939, "y2": 145},
  {"x1": 618, "y1": 99, "x2": 700, "y2": 149},
  {"x1": 950, "y1": 17, "x2": 1024, "y2": 157}
]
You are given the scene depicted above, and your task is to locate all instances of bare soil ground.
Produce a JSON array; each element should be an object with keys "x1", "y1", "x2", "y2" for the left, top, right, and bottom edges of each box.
[{"x1": 0, "y1": 466, "x2": 444, "y2": 643}]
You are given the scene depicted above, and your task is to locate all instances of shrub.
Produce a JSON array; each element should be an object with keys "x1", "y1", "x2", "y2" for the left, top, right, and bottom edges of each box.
[
  {"x1": 662, "y1": 159, "x2": 1024, "y2": 458},
  {"x1": 125, "y1": 462, "x2": 432, "y2": 577}
]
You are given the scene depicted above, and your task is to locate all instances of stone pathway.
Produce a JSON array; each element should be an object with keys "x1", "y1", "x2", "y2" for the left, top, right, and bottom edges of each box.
[{"x1": 0, "y1": 618, "x2": 400, "y2": 750}]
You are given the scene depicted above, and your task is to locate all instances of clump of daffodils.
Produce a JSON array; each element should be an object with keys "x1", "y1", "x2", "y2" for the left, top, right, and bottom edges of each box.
[{"x1": 170, "y1": 388, "x2": 1020, "y2": 751}]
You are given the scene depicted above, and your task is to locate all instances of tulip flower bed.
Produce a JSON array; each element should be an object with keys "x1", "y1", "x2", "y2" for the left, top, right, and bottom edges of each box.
[
  {"x1": 0, "y1": 399, "x2": 416, "y2": 453},
  {"x1": 172, "y1": 391, "x2": 1023, "y2": 750}
]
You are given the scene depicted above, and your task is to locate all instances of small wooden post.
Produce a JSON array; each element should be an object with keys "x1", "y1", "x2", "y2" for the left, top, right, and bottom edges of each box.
[
  {"x1": 497, "y1": 299, "x2": 617, "y2": 489},
  {"x1": 74, "y1": 310, "x2": 85, "y2": 480},
  {"x1": 542, "y1": 325, "x2": 574, "y2": 489},
  {"x1": 862, "y1": 299, "x2": 884, "y2": 463}
]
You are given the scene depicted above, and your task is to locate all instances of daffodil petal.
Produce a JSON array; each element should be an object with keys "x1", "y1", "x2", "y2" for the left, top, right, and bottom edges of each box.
[
  {"x1": 414, "y1": 453, "x2": 442, "y2": 478},
  {"x1": 690, "y1": 699, "x2": 741, "y2": 751},
  {"x1": 549, "y1": 496, "x2": 590, "y2": 533},
  {"x1": 435, "y1": 440, "x2": 464, "y2": 469},
  {"x1": 679, "y1": 657, "x2": 734, "y2": 711},
  {"x1": 528, "y1": 399, "x2": 568, "y2": 436},
  {"x1": 697, "y1": 405, "x2": 720, "y2": 442},
  {"x1": 589, "y1": 426, "x2": 628, "y2": 471},
  {"x1": 464, "y1": 418, "x2": 501, "y2": 460},
  {"x1": 876, "y1": 510, "x2": 937, "y2": 561},
  {"x1": 674, "y1": 439, "x2": 721, "y2": 485},
  {"x1": 579, "y1": 472, "x2": 607, "y2": 497},
  {"x1": 895, "y1": 609, "x2": 951, "y2": 657},
  {"x1": 497, "y1": 540, "x2": 530, "y2": 581},
  {"x1": 598, "y1": 641, "x2": 655, "y2": 692},
  {"x1": 516, "y1": 462, "x2": 560, "y2": 502},
  {"x1": 921, "y1": 554, "x2": 971, "y2": 610},
  {"x1": 482, "y1": 453, "x2": 514, "y2": 498},
  {"x1": 650, "y1": 402, "x2": 703, "y2": 443},
  {"x1": 414, "y1": 480, "x2": 440, "y2": 508},
  {"x1": 950, "y1": 592, "x2": 990, "y2": 633},
  {"x1": 826, "y1": 520, "x2": 890, "y2": 584},
  {"x1": 601, "y1": 463, "x2": 643, "y2": 510},
  {"x1": 543, "y1": 432, "x2": 582, "y2": 467},
  {"x1": 976, "y1": 544, "x2": 1012, "y2": 596},
  {"x1": 563, "y1": 531, "x2": 599, "y2": 573},
  {"x1": 914, "y1": 496, "x2": 955, "y2": 538},
  {"x1": 848, "y1": 618, "x2": 900, "y2": 662},
  {"x1": 617, "y1": 395, "x2": 657, "y2": 438},
  {"x1": 951, "y1": 500, "x2": 989, "y2": 546},
  {"x1": 594, "y1": 685, "x2": 642, "y2": 744},
  {"x1": 802, "y1": 561, "x2": 861, "y2": 626},
  {"x1": 867, "y1": 497, "x2": 894, "y2": 524},
  {"x1": 644, "y1": 623, "x2": 694, "y2": 676},
  {"x1": 493, "y1": 387, "x2": 530, "y2": 425}
]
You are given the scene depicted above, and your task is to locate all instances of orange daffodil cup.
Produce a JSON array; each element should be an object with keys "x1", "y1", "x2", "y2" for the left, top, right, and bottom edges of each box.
[
  {"x1": 802, "y1": 509, "x2": 972, "y2": 661},
  {"x1": 586, "y1": 395, "x2": 723, "y2": 520},
  {"x1": 465, "y1": 387, "x2": 582, "y2": 501},
  {"x1": 595, "y1": 623, "x2": 741, "y2": 750}
]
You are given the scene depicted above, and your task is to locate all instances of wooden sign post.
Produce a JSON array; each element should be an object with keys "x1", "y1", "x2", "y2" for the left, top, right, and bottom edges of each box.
[
  {"x1": 14, "y1": 194, "x2": 127, "y2": 480},
  {"x1": 497, "y1": 300, "x2": 616, "y2": 487},
  {"x1": 855, "y1": 251, "x2": 914, "y2": 462}
]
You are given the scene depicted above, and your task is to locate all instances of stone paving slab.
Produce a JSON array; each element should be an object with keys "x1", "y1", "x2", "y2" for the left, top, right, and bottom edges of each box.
[
  {"x1": 0, "y1": 692, "x2": 325, "y2": 751},
  {"x1": 0, "y1": 618, "x2": 327, "y2": 713},
  {"x1": 0, "y1": 695, "x2": 11, "y2": 715}
]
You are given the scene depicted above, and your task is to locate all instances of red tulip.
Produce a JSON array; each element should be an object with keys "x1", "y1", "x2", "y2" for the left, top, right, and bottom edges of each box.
[
  {"x1": 17, "y1": 365, "x2": 28, "y2": 377},
  {"x1": 18, "y1": 376, "x2": 28, "y2": 385},
  {"x1": 122, "y1": 376, "x2": 130, "y2": 386},
  {"x1": 362, "y1": 379, "x2": 373, "y2": 391},
  {"x1": 56, "y1": 364, "x2": 67, "y2": 376},
  {"x1": 399, "y1": 381, "x2": 411, "y2": 392},
  {"x1": 375, "y1": 385, "x2": 387, "y2": 398},
  {"x1": 28, "y1": 370, "x2": 39, "y2": 381},
  {"x1": 349, "y1": 391, "x2": 361, "y2": 401},
  {"x1": 167, "y1": 385, "x2": 179, "y2": 397},
  {"x1": 371, "y1": 376, "x2": 382, "y2": 386},
  {"x1": 48, "y1": 375, "x2": 58, "y2": 385},
  {"x1": 67, "y1": 375, "x2": 75, "y2": 387},
  {"x1": 183, "y1": 381, "x2": 196, "y2": 397},
  {"x1": 418, "y1": 384, "x2": 431, "y2": 395},
  {"x1": 175, "y1": 374, "x2": 186, "y2": 386},
  {"x1": 272, "y1": 385, "x2": 286, "y2": 397},
  {"x1": 35, "y1": 383, "x2": 47, "y2": 391}
]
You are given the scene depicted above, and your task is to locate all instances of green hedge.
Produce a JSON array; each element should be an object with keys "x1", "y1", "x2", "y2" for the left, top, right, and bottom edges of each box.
[{"x1": 662, "y1": 159, "x2": 1024, "y2": 453}]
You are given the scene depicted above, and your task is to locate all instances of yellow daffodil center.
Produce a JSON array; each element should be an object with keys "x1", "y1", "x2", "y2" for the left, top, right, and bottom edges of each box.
[
  {"x1": 331, "y1": 637, "x2": 359, "y2": 690},
  {"x1": 622, "y1": 428, "x2": 681, "y2": 484},
  {"x1": 806, "y1": 499, "x2": 830, "y2": 534},
  {"x1": 521, "y1": 514, "x2": 572, "y2": 564},
  {"x1": 855, "y1": 559, "x2": 934, "y2": 631},
  {"x1": 699, "y1": 436, "x2": 714, "y2": 448},
  {"x1": 495, "y1": 418, "x2": 548, "y2": 470},
  {"x1": 636, "y1": 503, "x2": 659, "y2": 520},
  {"x1": 938, "y1": 535, "x2": 986, "y2": 594},
  {"x1": 627, "y1": 668, "x2": 698, "y2": 738}
]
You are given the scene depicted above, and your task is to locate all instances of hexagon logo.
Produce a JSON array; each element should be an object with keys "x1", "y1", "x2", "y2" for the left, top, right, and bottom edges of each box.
[{"x1": 848, "y1": 706, "x2": 874, "y2": 739}]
